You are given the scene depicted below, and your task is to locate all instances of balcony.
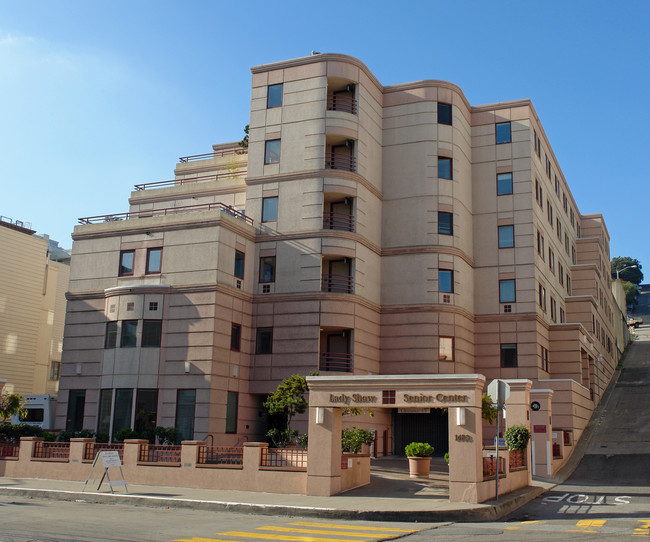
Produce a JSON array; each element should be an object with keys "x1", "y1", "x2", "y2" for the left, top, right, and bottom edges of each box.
[
  {"x1": 78, "y1": 202, "x2": 254, "y2": 226},
  {"x1": 319, "y1": 352, "x2": 353, "y2": 372},
  {"x1": 325, "y1": 152, "x2": 356, "y2": 172},
  {"x1": 134, "y1": 171, "x2": 246, "y2": 191},
  {"x1": 321, "y1": 273, "x2": 354, "y2": 294},
  {"x1": 327, "y1": 94, "x2": 357, "y2": 115},
  {"x1": 179, "y1": 147, "x2": 247, "y2": 163},
  {"x1": 323, "y1": 211, "x2": 354, "y2": 232}
]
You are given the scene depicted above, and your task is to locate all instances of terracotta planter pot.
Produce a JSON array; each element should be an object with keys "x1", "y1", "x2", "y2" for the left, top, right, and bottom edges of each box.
[{"x1": 408, "y1": 456, "x2": 431, "y2": 478}]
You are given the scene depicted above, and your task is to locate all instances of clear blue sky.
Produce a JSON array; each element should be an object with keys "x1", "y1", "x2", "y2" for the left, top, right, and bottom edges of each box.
[{"x1": 2, "y1": 1, "x2": 648, "y2": 278}]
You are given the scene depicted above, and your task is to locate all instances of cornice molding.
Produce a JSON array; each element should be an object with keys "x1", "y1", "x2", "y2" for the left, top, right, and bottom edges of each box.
[{"x1": 382, "y1": 245, "x2": 475, "y2": 267}]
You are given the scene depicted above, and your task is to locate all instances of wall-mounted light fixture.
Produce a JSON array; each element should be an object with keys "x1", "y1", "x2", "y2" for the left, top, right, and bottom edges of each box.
[
  {"x1": 456, "y1": 407, "x2": 466, "y2": 427},
  {"x1": 315, "y1": 407, "x2": 324, "y2": 425},
  {"x1": 184, "y1": 361, "x2": 190, "y2": 374},
  {"x1": 75, "y1": 363, "x2": 82, "y2": 375}
]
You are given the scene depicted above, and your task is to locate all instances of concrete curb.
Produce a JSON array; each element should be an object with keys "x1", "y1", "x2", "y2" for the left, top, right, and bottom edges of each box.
[{"x1": 0, "y1": 483, "x2": 546, "y2": 523}]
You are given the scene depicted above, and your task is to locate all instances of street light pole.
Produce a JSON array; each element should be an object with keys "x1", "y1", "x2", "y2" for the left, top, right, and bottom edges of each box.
[{"x1": 616, "y1": 264, "x2": 638, "y2": 280}]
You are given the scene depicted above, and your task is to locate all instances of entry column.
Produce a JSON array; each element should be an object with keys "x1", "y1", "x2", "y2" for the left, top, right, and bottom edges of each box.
[{"x1": 306, "y1": 406, "x2": 342, "y2": 496}]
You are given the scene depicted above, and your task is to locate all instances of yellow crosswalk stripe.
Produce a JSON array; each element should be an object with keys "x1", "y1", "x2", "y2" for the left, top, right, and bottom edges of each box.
[
  {"x1": 633, "y1": 519, "x2": 650, "y2": 536},
  {"x1": 219, "y1": 532, "x2": 373, "y2": 542},
  {"x1": 505, "y1": 520, "x2": 546, "y2": 530},
  {"x1": 567, "y1": 519, "x2": 607, "y2": 533},
  {"x1": 289, "y1": 522, "x2": 418, "y2": 533},
  {"x1": 258, "y1": 526, "x2": 399, "y2": 538},
  {"x1": 174, "y1": 538, "x2": 242, "y2": 542}
]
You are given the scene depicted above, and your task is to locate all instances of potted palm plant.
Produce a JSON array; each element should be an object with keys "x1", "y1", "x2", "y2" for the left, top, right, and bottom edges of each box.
[{"x1": 405, "y1": 442, "x2": 434, "y2": 478}]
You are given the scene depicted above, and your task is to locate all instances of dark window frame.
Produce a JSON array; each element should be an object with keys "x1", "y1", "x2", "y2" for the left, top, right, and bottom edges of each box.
[
  {"x1": 498, "y1": 225, "x2": 515, "y2": 248},
  {"x1": 438, "y1": 157, "x2": 452, "y2": 180},
  {"x1": 120, "y1": 320, "x2": 138, "y2": 348},
  {"x1": 145, "y1": 247, "x2": 162, "y2": 275},
  {"x1": 119, "y1": 250, "x2": 135, "y2": 277},
  {"x1": 105, "y1": 321, "x2": 118, "y2": 349},
  {"x1": 437, "y1": 102, "x2": 452, "y2": 125},
  {"x1": 141, "y1": 320, "x2": 162, "y2": 348},
  {"x1": 438, "y1": 212, "x2": 453, "y2": 235},
  {"x1": 267, "y1": 83, "x2": 283, "y2": 108},
  {"x1": 500, "y1": 343, "x2": 518, "y2": 368},
  {"x1": 259, "y1": 256, "x2": 276, "y2": 283},
  {"x1": 496, "y1": 122, "x2": 511, "y2": 144},
  {"x1": 255, "y1": 327, "x2": 273, "y2": 354},
  {"x1": 499, "y1": 279, "x2": 516, "y2": 303},
  {"x1": 234, "y1": 250, "x2": 245, "y2": 279},
  {"x1": 231, "y1": 323, "x2": 241, "y2": 351},
  {"x1": 497, "y1": 172, "x2": 513, "y2": 195},
  {"x1": 264, "y1": 139, "x2": 281, "y2": 164},
  {"x1": 439, "y1": 269, "x2": 454, "y2": 293},
  {"x1": 262, "y1": 196, "x2": 278, "y2": 223},
  {"x1": 438, "y1": 336, "x2": 455, "y2": 361}
]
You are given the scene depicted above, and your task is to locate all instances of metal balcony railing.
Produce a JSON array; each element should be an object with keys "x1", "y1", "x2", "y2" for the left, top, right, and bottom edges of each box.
[
  {"x1": 319, "y1": 352, "x2": 353, "y2": 372},
  {"x1": 325, "y1": 153, "x2": 356, "y2": 173},
  {"x1": 323, "y1": 212, "x2": 354, "y2": 232},
  {"x1": 78, "y1": 202, "x2": 253, "y2": 226},
  {"x1": 321, "y1": 274, "x2": 353, "y2": 293},
  {"x1": 134, "y1": 171, "x2": 246, "y2": 191},
  {"x1": 179, "y1": 147, "x2": 247, "y2": 163},
  {"x1": 327, "y1": 94, "x2": 358, "y2": 115}
]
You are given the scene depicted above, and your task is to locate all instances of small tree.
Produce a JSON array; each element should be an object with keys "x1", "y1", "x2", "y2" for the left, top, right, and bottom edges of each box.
[
  {"x1": 0, "y1": 392, "x2": 27, "y2": 422},
  {"x1": 238, "y1": 124, "x2": 249, "y2": 149},
  {"x1": 623, "y1": 281, "x2": 639, "y2": 306},
  {"x1": 482, "y1": 393, "x2": 498, "y2": 424},
  {"x1": 341, "y1": 427, "x2": 375, "y2": 453},
  {"x1": 264, "y1": 374, "x2": 310, "y2": 447}
]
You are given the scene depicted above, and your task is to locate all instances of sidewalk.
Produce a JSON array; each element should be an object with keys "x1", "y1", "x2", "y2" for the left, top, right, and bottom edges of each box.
[{"x1": 0, "y1": 457, "x2": 552, "y2": 522}]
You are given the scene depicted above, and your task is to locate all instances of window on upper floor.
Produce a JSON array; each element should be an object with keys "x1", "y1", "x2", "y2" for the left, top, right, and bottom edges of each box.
[
  {"x1": 501, "y1": 343, "x2": 518, "y2": 367},
  {"x1": 550, "y1": 297, "x2": 557, "y2": 322},
  {"x1": 105, "y1": 321, "x2": 118, "y2": 349},
  {"x1": 119, "y1": 250, "x2": 135, "y2": 276},
  {"x1": 497, "y1": 172, "x2": 513, "y2": 195},
  {"x1": 541, "y1": 345, "x2": 549, "y2": 372},
  {"x1": 563, "y1": 193, "x2": 568, "y2": 214},
  {"x1": 538, "y1": 283, "x2": 547, "y2": 311},
  {"x1": 262, "y1": 196, "x2": 278, "y2": 222},
  {"x1": 121, "y1": 320, "x2": 138, "y2": 348},
  {"x1": 142, "y1": 320, "x2": 162, "y2": 347},
  {"x1": 267, "y1": 83, "x2": 283, "y2": 108},
  {"x1": 231, "y1": 323, "x2": 241, "y2": 351},
  {"x1": 146, "y1": 248, "x2": 162, "y2": 275},
  {"x1": 555, "y1": 176, "x2": 560, "y2": 197},
  {"x1": 438, "y1": 157, "x2": 452, "y2": 180},
  {"x1": 547, "y1": 200, "x2": 553, "y2": 224},
  {"x1": 560, "y1": 307, "x2": 566, "y2": 323},
  {"x1": 537, "y1": 231, "x2": 545, "y2": 259},
  {"x1": 259, "y1": 256, "x2": 276, "y2": 283},
  {"x1": 559, "y1": 264, "x2": 564, "y2": 285},
  {"x1": 499, "y1": 279, "x2": 516, "y2": 303},
  {"x1": 234, "y1": 250, "x2": 245, "y2": 279},
  {"x1": 498, "y1": 225, "x2": 514, "y2": 248},
  {"x1": 439, "y1": 336, "x2": 454, "y2": 361},
  {"x1": 535, "y1": 179, "x2": 543, "y2": 206},
  {"x1": 256, "y1": 327, "x2": 273, "y2": 354},
  {"x1": 438, "y1": 102, "x2": 452, "y2": 125},
  {"x1": 439, "y1": 270, "x2": 454, "y2": 293},
  {"x1": 264, "y1": 139, "x2": 281, "y2": 164},
  {"x1": 548, "y1": 248, "x2": 555, "y2": 273},
  {"x1": 438, "y1": 212, "x2": 453, "y2": 235},
  {"x1": 496, "y1": 122, "x2": 511, "y2": 144},
  {"x1": 556, "y1": 218, "x2": 562, "y2": 239}
]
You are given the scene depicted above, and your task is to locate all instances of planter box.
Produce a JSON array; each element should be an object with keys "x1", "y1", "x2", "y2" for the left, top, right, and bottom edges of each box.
[{"x1": 408, "y1": 456, "x2": 431, "y2": 478}]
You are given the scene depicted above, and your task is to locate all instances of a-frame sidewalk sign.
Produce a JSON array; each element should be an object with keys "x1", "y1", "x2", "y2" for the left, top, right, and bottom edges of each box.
[{"x1": 82, "y1": 450, "x2": 128, "y2": 494}]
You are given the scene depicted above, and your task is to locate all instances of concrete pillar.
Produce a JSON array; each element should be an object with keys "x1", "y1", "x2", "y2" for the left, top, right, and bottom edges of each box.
[
  {"x1": 18, "y1": 436, "x2": 41, "y2": 461},
  {"x1": 123, "y1": 439, "x2": 147, "y2": 467},
  {"x1": 70, "y1": 438, "x2": 94, "y2": 465},
  {"x1": 504, "y1": 379, "x2": 533, "y2": 485},
  {"x1": 530, "y1": 389, "x2": 553, "y2": 477},
  {"x1": 242, "y1": 442, "x2": 266, "y2": 472},
  {"x1": 306, "y1": 405, "x2": 342, "y2": 496},
  {"x1": 180, "y1": 441, "x2": 203, "y2": 467},
  {"x1": 448, "y1": 398, "x2": 483, "y2": 503}
]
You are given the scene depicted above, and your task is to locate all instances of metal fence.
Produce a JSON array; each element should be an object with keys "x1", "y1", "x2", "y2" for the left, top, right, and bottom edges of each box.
[
  {"x1": 32, "y1": 442, "x2": 70, "y2": 460},
  {"x1": 83, "y1": 442, "x2": 125, "y2": 461},
  {"x1": 260, "y1": 448, "x2": 308, "y2": 469},
  {"x1": 0, "y1": 442, "x2": 19, "y2": 458},
  {"x1": 138, "y1": 444, "x2": 181, "y2": 464},
  {"x1": 197, "y1": 446, "x2": 243, "y2": 466}
]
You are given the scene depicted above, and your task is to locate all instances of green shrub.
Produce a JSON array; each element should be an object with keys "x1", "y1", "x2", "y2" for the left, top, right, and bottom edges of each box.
[
  {"x1": 113, "y1": 428, "x2": 138, "y2": 442},
  {"x1": 504, "y1": 425, "x2": 531, "y2": 451},
  {"x1": 57, "y1": 429, "x2": 95, "y2": 442},
  {"x1": 405, "y1": 442, "x2": 434, "y2": 457},
  {"x1": 267, "y1": 428, "x2": 299, "y2": 448},
  {"x1": 341, "y1": 427, "x2": 374, "y2": 454},
  {"x1": 444, "y1": 452, "x2": 449, "y2": 464},
  {"x1": 154, "y1": 426, "x2": 180, "y2": 445},
  {"x1": 0, "y1": 423, "x2": 45, "y2": 443},
  {"x1": 482, "y1": 394, "x2": 498, "y2": 423},
  {"x1": 296, "y1": 433, "x2": 308, "y2": 449}
]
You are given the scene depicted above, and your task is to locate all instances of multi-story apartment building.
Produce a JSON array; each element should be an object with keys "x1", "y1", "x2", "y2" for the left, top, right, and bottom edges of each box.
[
  {"x1": 57, "y1": 54, "x2": 622, "y2": 463},
  {"x1": 0, "y1": 217, "x2": 70, "y2": 397}
]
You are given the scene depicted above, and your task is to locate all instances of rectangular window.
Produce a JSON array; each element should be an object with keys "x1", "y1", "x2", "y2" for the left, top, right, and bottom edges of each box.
[
  {"x1": 496, "y1": 122, "x2": 511, "y2": 144},
  {"x1": 439, "y1": 269, "x2": 453, "y2": 293},
  {"x1": 438, "y1": 212, "x2": 453, "y2": 235},
  {"x1": 548, "y1": 248, "x2": 555, "y2": 273},
  {"x1": 538, "y1": 283, "x2": 547, "y2": 311},
  {"x1": 499, "y1": 279, "x2": 516, "y2": 303},
  {"x1": 112, "y1": 388, "x2": 133, "y2": 437},
  {"x1": 497, "y1": 172, "x2": 513, "y2": 195},
  {"x1": 262, "y1": 196, "x2": 278, "y2": 222},
  {"x1": 225, "y1": 391, "x2": 238, "y2": 433},
  {"x1": 234, "y1": 250, "x2": 245, "y2": 279},
  {"x1": 559, "y1": 264, "x2": 564, "y2": 285},
  {"x1": 555, "y1": 176, "x2": 560, "y2": 197},
  {"x1": 120, "y1": 320, "x2": 138, "y2": 348},
  {"x1": 149, "y1": 302, "x2": 158, "y2": 311},
  {"x1": 537, "y1": 231, "x2": 545, "y2": 258},
  {"x1": 134, "y1": 389, "x2": 158, "y2": 435},
  {"x1": 438, "y1": 157, "x2": 452, "y2": 179},
  {"x1": 437, "y1": 102, "x2": 452, "y2": 125},
  {"x1": 267, "y1": 83, "x2": 283, "y2": 108},
  {"x1": 560, "y1": 307, "x2": 565, "y2": 323},
  {"x1": 105, "y1": 321, "x2": 118, "y2": 349},
  {"x1": 547, "y1": 200, "x2": 553, "y2": 224},
  {"x1": 231, "y1": 323, "x2": 241, "y2": 351},
  {"x1": 97, "y1": 389, "x2": 113, "y2": 436},
  {"x1": 256, "y1": 327, "x2": 273, "y2": 354},
  {"x1": 567, "y1": 275, "x2": 572, "y2": 295},
  {"x1": 541, "y1": 346, "x2": 549, "y2": 372},
  {"x1": 500, "y1": 344, "x2": 518, "y2": 368},
  {"x1": 535, "y1": 179, "x2": 543, "y2": 206},
  {"x1": 438, "y1": 336, "x2": 454, "y2": 361},
  {"x1": 259, "y1": 256, "x2": 276, "y2": 283},
  {"x1": 550, "y1": 297, "x2": 557, "y2": 322},
  {"x1": 264, "y1": 139, "x2": 281, "y2": 164},
  {"x1": 564, "y1": 233, "x2": 570, "y2": 254},
  {"x1": 563, "y1": 193, "x2": 568, "y2": 213},
  {"x1": 175, "y1": 389, "x2": 196, "y2": 442},
  {"x1": 119, "y1": 250, "x2": 135, "y2": 276},
  {"x1": 556, "y1": 218, "x2": 562, "y2": 239},
  {"x1": 142, "y1": 320, "x2": 162, "y2": 347},
  {"x1": 145, "y1": 248, "x2": 162, "y2": 274},
  {"x1": 498, "y1": 225, "x2": 514, "y2": 248}
]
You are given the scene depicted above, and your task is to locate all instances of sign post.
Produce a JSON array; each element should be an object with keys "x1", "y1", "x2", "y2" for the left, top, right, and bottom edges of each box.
[
  {"x1": 82, "y1": 450, "x2": 128, "y2": 494},
  {"x1": 487, "y1": 379, "x2": 510, "y2": 502}
]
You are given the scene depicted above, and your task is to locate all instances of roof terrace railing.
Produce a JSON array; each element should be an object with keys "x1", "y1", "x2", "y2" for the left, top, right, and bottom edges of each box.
[
  {"x1": 134, "y1": 171, "x2": 246, "y2": 191},
  {"x1": 78, "y1": 202, "x2": 253, "y2": 226},
  {"x1": 179, "y1": 147, "x2": 247, "y2": 163}
]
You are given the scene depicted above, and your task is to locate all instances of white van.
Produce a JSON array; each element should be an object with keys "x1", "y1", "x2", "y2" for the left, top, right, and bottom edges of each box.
[{"x1": 11, "y1": 395, "x2": 57, "y2": 430}]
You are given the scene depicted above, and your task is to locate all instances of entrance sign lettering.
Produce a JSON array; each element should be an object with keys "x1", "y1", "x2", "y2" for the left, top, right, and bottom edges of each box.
[{"x1": 329, "y1": 393, "x2": 378, "y2": 405}]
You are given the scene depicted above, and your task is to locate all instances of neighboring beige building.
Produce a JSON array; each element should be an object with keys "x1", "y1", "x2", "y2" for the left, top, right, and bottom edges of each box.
[
  {"x1": 0, "y1": 217, "x2": 70, "y2": 396},
  {"x1": 57, "y1": 54, "x2": 622, "y2": 469}
]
